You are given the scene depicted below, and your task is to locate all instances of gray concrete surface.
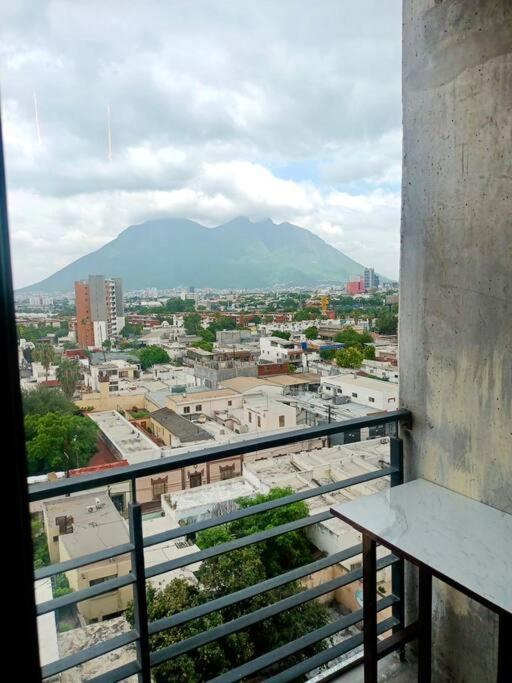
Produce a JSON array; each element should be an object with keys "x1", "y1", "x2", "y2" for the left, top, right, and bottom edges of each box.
[{"x1": 400, "y1": 1, "x2": 512, "y2": 681}]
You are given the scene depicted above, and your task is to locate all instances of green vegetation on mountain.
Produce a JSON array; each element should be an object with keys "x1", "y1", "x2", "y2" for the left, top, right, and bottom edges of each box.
[{"x1": 21, "y1": 217, "x2": 370, "y2": 292}]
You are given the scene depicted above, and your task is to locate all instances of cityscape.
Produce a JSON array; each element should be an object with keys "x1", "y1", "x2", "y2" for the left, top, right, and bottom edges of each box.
[{"x1": 2, "y1": 2, "x2": 510, "y2": 683}]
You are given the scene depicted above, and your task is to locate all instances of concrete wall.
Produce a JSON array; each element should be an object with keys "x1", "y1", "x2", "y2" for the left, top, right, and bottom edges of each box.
[{"x1": 400, "y1": 1, "x2": 511, "y2": 681}]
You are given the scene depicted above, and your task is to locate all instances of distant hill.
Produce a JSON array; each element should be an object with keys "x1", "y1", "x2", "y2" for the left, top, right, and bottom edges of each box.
[{"x1": 20, "y1": 217, "x2": 372, "y2": 292}]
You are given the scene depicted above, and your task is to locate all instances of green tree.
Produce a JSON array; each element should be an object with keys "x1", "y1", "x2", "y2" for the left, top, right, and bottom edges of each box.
[
  {"x1": 270, "y1": 330, "x2": 291, "y2": 340},
  {"x1": 126, "y1": 579, "x2": 249, "y2": 682},
  {"x1": 288, "y1": 363, "x2": 297, "y2": 373},
  {"x1": 121, "y1": 323, "x2": 143, "y2": 338},
  {"x1": 304, "y1": 326, "x2": 318, "y2": 340},
  {"x1": 362, "y1": 345, "x2": 376, "y2": 360},
  {"x1": 184, "y1": 313, "x2": 203, "y2": 336},
  {"x1": 33, "y1": 343, "x2": 56, "y2": 382},
  {"x1": 374, "y1": 312, "x2": 398, "y2": 335},
  {"x1": 164, "y1": 298, "x2": 196, "y2": 313},
  {"x1": 24, "y1": 412, "x2": 98, "y2": 475},
  {"x1": 132, "y1": 489, "x2": 329, "y2": 681},
  {"x1": 191, "y1": 339, "x2": 213, "y2": 353},
  {"x1": 56, "y1": 358, "x2": 81, "y2": 400},
  {"x1": 293, "y1": 307, "x2": 320, "y2": 322},
  {"x1": 32, "y1": 517, "x2": 50, "y2": 569},
  {"x1": 335, "y1": 346, "x2": 364, "y2": 368},
  {"x1": 22, "y1": 385, "x2": 77, "y2": 416},
  {"x1": 197, "y1": 488, "x2": 315, "y2": 577},
  {"x1": 138, "y1": 345, "x2": 170, "y2": 370},
  {"x1": 320, "y1": 349, "x2": 336, "y2": 361}
]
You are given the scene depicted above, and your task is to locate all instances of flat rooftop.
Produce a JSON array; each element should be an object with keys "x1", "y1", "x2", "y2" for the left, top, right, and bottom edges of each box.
[
  {"x1": 164, "y1": 476, "x2": 257, "y2": 511},
  {"x1": 267, "y1": 372, "x2": 321, "y2": 386},
  {"x1": 88, "y1": 410, "x2": 160, "y2": 464},
  {"x1": 42, "y1": 491, "x2": 130, "y2": 559},
  {"x1": 168, "y1": 388, "x2": 238, "y2": 404},
  {"x1": 321, "y1": 374, "x2": 399, "y2": 393},
  {"x1": 150, "y1": 407, "x2": 213, "y2": 443}
]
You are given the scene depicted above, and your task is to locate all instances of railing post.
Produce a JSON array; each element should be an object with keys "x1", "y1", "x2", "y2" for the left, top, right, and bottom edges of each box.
[
  {"x1": 390, "y1": 436, "x2": 405, "y2": 660},
  {"x1": 131, "y1": 477, "x2": 137, "y2": 504},
  {"x1": 128, "y1": 502, "x2": 151, "y2": 682}
]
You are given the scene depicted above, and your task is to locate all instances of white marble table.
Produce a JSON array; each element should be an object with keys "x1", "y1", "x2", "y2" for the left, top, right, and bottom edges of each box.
[{"x1": 330, "y1": 478, "x2": 512, "y2": 683}]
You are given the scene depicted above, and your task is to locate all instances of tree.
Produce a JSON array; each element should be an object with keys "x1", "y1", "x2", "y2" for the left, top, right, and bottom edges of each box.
[
  {"x1": 293, "y1": 307, "x2": 320, "y2": 322},
  {"x1": 304, "y1": 326, "x2": 318, "y2": 340},
  {"x1": 270, "y1": 330, "x2": 291, "y2": 340},
  {"x1": 138, "y1": 345, "x2": 170, "y2": 370},
  {"x1": 362, "y1": 344, "x2": 376, "y2": 360},
  {"x1": 131, "y1": 489, "x2": 329, "y2": 682},
  {"x1": 197, "y1": 488, "x2": 315, "y2": 577},
  {"x1": 33, "y1": 343, "x2": 55, "y2": 382},
  {"x1": 335, "y1": 346, "x2": 364, "y2": 368},
  {"x1": 191, "y1": 339, "x2": 213, "y2": 353},
  {"x1": 164, "y1": 297, "x2": 196, "y2": 313},
  {"x1": 126, "y1": 579, "x2": 251, "y2": 682},
  {"x1": 22, "y1": 385, "x2": 77, "y2": 416},
  {"x1": 320, "y1": 349, "x2": 336, "y2": 361},
  {"x1": 288, "y1": 363, "x2": 297, "y2": 373},
  {"x1": 101, "y1": 338, "x2": 112, "y2": 361},
  {"x1": 334, "y1": 326, "x2": 365, "y2": 348},
  {"x1": 56, "y1": 358, "x2": 81, "y2": 400},
  {"x1": 24, "y1": 412, "x2": 98, "y2": 475},
  {"x1": 121, "y1": 323, "x2": 143, "y2": 338},
  {"x1": 184, "y1": 313, "x2": 203, "y2": 336},
  {"x1": 374, "y1": 312, "x2": 398, "y2": 335}
]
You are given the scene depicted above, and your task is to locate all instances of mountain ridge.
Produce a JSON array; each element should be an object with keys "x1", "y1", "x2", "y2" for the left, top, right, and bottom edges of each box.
[{"x1": 19, "y1": 217, "x2": 374, "y2": 292}]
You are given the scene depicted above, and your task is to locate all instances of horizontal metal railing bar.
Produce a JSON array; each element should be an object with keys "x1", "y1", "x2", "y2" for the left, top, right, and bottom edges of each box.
[
  {"x1": 41, "y1": 629, "x2": 139, "y2": 678},
  {"x1": 36, "y1": 573, "x2": 135, "y2": 616},
  {"x1": 149, "y1": 544, "x2": 390, "y2": 635},
  {"x1": 150, "y1": 558, "x2": 397, "y2": 667},
  {"x1": 144, "y1": 466, "x2": 396, "y2": 548},
  {"x1": 28, "y1": 410, "x2": 410, "y2": 500},
  {"x1": 316, "y1": 620, "x2": 419, "y2": 683},
  {"x1": 145, "y1": 510, "x2": 332, "y2": 580},
  {"x1": 263, "y1": 616, "x2": 399, "y2": 683},
  {"x1": 207, "y1": 596, "x2": 398, "y2": 683},
  {"x1": 86, "y1": 659, "x2": 141, "y2": 683},
  {"x1": 35, "y1": 542, "x2": 134, "y2": 580}
]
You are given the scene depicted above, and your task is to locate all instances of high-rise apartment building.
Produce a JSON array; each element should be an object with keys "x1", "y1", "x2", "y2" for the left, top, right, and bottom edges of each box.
[
  {"x1": 364, "y1": 267, "x2": 379, "y2": 290},
  {"x1": 75, "y1": 275, "x2": 125, "y2": 348}
]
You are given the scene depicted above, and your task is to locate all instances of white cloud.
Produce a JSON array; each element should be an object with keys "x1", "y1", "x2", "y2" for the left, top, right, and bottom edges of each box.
[{"x1": 1, "y1": 0, "x2": 402, "y2": 287}]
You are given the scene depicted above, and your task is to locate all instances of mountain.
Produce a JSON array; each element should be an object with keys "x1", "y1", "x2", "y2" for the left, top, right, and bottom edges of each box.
[{"x1": 20, "y1": 217, "x2": 370, "y2": 292}]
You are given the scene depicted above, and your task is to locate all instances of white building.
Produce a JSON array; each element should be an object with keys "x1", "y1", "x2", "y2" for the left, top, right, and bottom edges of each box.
[
  {"x1": 320, "y1": 374, "x2": 399, "y2": 410},
  {"x1": 361, "y1": 360, "x2": 399, "y2": 384},
  {"x1": 259, "y1": 336, "x2": 303, "y2": 367}
]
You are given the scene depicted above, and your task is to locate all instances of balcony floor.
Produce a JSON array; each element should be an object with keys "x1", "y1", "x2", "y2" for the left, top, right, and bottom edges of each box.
[{"x1": 331, "y1": 652, "x2": 417, "y2": 682}]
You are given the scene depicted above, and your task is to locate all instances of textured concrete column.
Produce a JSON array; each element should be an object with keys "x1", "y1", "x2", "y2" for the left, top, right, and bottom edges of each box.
[{"x1": 400, "y1": 1, "x2": 511, "y2": 681}]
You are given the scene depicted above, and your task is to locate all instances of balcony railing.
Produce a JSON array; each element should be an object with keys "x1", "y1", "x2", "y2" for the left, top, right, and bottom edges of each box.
[{"x1": 30, "y1": 408, "x2": 412, "y2": 682}]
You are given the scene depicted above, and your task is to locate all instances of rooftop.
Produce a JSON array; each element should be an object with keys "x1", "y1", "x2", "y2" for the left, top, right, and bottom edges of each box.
[
  {"x1": 42, "y1": 491, "x2": 130, "y2": 559},
  {"x1": 88, "y1": 410, "x2": 160, "y2": 464},
  {"x1": 167, "y1": 388, "x2": 238, "y2": 404},
  {"x1": 150, "y1": 407, "x2": 213, "y2": 443}
]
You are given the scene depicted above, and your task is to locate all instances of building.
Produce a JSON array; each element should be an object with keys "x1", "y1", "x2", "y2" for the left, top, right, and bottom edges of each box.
[
  {"x1": 320, "y1": 374, "x2": 398, "y2": 410},
  {"x1": 166, "y1": 388, "x2": 242, "y2": 418},
  {"x1": 75, "y1": 275, "x2": 125, "y2": 348},
  {"x1": 41, "y1": 492, "x2": 131, "y2": 624},
  {"x1": 259, "y1": 336, "x2": 303, "y2": 367},
  {"x1": 361, "y1": 359, "x2": 399, "y2": 383},
  {"x1": 86, "y1": 359, "x2": 141, "y2": 393},
  {"x1": 364, "y1": 267, "x2": 380, "y2": 291},
  {"x1": 345, "y1": 278, "x2": 364, "y2": 295},
  {"x1": 149, "y1": 407, "x2": 214, "y2": 447}
]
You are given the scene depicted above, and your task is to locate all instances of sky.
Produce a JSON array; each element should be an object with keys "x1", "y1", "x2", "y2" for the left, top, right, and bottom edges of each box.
[{"x1": 1, "y1": 1, "x2": 402, "y2": 288}]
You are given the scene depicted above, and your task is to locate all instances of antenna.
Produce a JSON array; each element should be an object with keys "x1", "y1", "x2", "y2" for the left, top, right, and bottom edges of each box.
[
  {"x1": 107, "y1": 104, "x2": 113, "y2": 161},
  {"x1": 33, "y1": 89, "x2": 42, "y2": 145}
]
